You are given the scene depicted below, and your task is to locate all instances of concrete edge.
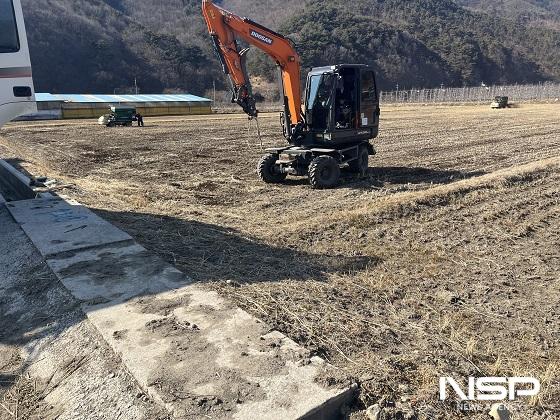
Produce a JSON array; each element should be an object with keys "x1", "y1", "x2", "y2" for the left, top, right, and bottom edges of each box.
[
  {"x1": 0, "y1": 158, "x2": 32, "y2": 186},
  {"x1": 0, "y1": 159, "x2": 57, "y2": 201},
  {"x1": 300, "y1": 384, "x2": 358, "y2": 420},
  {"x1": 0, "y1": 159, "x2": 36, "y2": 200}
]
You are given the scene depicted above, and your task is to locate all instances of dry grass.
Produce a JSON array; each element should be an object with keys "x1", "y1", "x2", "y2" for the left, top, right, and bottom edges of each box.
[
  {"x1": 1, "y1": 103, "x2": 559, "y2": 419},
  {"x1": 0, "y1": 374, "x2": 45, "y2": 420}
]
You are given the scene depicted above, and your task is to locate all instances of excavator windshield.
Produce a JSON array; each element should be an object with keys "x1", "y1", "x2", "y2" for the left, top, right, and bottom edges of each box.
[{"x1": 306, "y1": 73, "x2": 334, "y2": 130}]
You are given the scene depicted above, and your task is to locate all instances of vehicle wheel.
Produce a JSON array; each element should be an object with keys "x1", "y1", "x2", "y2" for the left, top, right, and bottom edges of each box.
[
  {"x1": 308, "y1": 155, "x2": 340, "y2": 189},
  {"x1": 348, "y1": 145, "x2": 369, "y2": 174},
  {"x1": 257, "y1": 154, "x2": 287, "y2": 184}
]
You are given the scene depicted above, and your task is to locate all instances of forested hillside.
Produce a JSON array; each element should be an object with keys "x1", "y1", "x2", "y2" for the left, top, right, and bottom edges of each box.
[
  {"x1": 22, "y1": 0, "x2": 216, "y2": 94},
  {"x1": 457, "y1": 0, "x2": 560, "y2": 29},
  {"x1": 22, "y1": 0, "x2": 560, "y2": 95},
  {"x1": 279, "y1": 0, "x2": 560, "y2": 88}
]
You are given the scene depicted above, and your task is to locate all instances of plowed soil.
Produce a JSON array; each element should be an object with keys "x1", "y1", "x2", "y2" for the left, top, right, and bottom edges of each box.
[{"x1": 1, "y1": 103, "x2": 559, "y2": 419}]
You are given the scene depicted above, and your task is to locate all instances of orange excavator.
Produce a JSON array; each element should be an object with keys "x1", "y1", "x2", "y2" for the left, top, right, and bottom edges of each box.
[{"x1": 202, "y1": 0, "x2": 381, "y2": 188}]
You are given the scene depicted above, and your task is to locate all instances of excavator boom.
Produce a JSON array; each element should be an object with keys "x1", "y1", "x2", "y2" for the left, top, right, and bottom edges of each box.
[{"x1": 202, "y1": 0, "x2": 303, "y2": 128}]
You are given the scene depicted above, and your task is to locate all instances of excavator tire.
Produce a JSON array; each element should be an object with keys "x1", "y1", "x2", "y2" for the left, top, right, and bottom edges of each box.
[
  {"x1": 348, "y1": 144, "x2": 369, "y2": 174},
  {"x1": 258, "y1": 154, "x2": 287, "y2": 184},
  {"x1": 309, "y1": 155, "x2": 340, "y2": 189}
]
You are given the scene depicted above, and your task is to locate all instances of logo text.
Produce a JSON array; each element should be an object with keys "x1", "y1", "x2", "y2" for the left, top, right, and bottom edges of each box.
[
  {"x1": 439, "y1": 377, "x2": 540, "y2": 401},
  {"x1": 250, "y1": 30, "x2": 273, "y2": 45}
]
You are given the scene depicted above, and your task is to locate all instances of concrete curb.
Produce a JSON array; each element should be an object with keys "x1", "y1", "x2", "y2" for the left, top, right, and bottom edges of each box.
[
  {"x1": 0, "y1": 159, "x2": 36, "y2": 201},
  {"x1": 6, "y1": 196, "x2": 356, "y2": 419}
]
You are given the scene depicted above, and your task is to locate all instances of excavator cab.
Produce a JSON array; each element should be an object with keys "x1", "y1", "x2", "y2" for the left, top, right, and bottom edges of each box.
[
  {"x1": 262, "y1": 65, "x2": 381, "y2": 189},
  {"x1": 304, "y1": 65, "x2": 380, "y2": 145}
]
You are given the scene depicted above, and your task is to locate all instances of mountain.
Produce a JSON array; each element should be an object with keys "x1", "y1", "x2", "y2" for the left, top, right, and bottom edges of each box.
[
  {"x1": 456, "y1": 0, "x2": 560, "y2": 29},
  {"x1": 278, "y1": 0, "x2": 560, "y2": 88},
  {"x1": 21, "y1": 0, "x2": 560, "y2": 95},
  {"x1": 22, "y1": 0, "x2": 215, "y2": 95}
]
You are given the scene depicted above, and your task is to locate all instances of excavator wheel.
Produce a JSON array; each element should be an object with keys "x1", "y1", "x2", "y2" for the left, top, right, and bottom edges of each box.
[
  {"x1": 257, "y1": 154, "x2": 287, "y2": 184},
  {"x1": 308, "y1": 155, "x2": 340, "y2": 189},
  {"x1": 348, "y1": 144, "x2": 369, "y2": 174}
]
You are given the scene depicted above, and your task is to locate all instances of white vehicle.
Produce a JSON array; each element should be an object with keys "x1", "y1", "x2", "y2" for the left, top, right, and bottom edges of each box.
[{"x1": 0, "y1": 0, "x2": 35, "y2": 128}]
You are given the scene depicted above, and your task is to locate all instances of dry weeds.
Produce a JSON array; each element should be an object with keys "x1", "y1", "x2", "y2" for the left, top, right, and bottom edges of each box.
[
  {"x1": 1, "y1": 104, "x2": 559, "y2": 419},
  {"x1": 0, "y1": 374, "x2": 46, "y2": 420}
]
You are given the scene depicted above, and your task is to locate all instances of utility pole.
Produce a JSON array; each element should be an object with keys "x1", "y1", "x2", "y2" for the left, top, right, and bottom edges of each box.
[
  {"x1": 134, "y1": 78, "x2": 139, "y2": 95},
  {"x1": 213, "y1": 80, "x2": 216, "y2": 104}
]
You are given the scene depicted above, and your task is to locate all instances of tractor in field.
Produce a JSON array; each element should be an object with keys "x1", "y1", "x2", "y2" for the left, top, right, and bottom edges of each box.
[
  {"x1": 491, "y1": 96, "x2": 510, "y2": 109},
  {"x1": 202, "y1": 0, "x2": 380, "y2": 189},
  {"x1": 98, "y1": 106, "x2": 136, "y2": 127}
]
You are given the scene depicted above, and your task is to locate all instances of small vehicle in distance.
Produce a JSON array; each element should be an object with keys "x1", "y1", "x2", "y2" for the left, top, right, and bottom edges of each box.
[
  {"x1": 98, "y1": 106, "x2": 136, "y2": 127},
  {"x1": 491, "y1": 96, "x2": 510, "y2": 109}
]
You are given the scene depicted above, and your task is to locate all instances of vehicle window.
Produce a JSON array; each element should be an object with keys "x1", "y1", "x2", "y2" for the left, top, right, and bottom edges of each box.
[
  {"x1": 335, "y1": 69, "x2": 358, "y2": 130},
  {"x1": 306, "y1": 76, "x2": 321, "y2": 110},
  {"x1": 361, "y1": 70, "x2": 377, "y2": 101},
  {"x1": 0, "y1": 0, "x2": 19, "y2": 53},
  {"x1": 360, "y1": 71, "x2": 377, "y2": 127},
  {"x1": 306, "y1": 74, "x2": 334, "y2": 131}
]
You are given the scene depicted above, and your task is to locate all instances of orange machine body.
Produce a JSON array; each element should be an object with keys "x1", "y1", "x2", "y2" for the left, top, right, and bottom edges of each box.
[{"x1": 202, "y1": 0, "x2": 303, "y2": 125}]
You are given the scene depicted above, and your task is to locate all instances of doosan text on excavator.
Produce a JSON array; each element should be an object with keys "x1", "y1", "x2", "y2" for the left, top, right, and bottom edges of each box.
[{"x1": 202, "y1": 0, "x2": 381, "y2": 189}]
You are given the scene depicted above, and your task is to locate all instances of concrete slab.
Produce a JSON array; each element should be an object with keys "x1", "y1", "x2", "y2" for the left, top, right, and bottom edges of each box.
[
  {"x1": 47, "y1": 242, "x2": 354, "y2": 419},
  {"x1": 47, "y1": 242, "x2": 188, "y2": 306},
  {"x1": 7, "y1": 196, "x2": 100, "y2": 224},
  {"x1": 0, "y1": 205, "x2": 169, "y2": 420},
  {"x1": 6, "y1": 197, "x2": 132, "y2": 257},
  {"x1": 11, "y1": 197, "x2": 355, "y2": 419}
]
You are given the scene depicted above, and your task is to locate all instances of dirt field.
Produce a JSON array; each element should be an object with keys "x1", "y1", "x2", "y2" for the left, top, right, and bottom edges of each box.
[{"x1": 1, "y1": 104, "x2": 559, "y2": 419}]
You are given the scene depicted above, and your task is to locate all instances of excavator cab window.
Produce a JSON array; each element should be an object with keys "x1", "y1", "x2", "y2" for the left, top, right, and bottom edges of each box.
[
  {"x1": 306, "y1": 73, "x2": 334, "y2": 131},
  {"x1": 334, "y1": 68, "x2": 358, "y2": 130},
  {"x1": 360, "y1": 70, "x2": 378, "y2": 127},
  {"x1": 0, "y1": 0, "x2": 20, "y2": 53}
]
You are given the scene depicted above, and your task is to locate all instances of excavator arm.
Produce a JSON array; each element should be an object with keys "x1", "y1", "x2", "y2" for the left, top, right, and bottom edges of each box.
[{"x1": 202, "y1": 0, "x2": 303, "y2": 132}]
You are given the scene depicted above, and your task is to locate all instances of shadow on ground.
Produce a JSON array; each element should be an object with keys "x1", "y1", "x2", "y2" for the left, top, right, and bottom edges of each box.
[
  {"x1": 280, "y1": 166, "x2": 485, "y2": 189},
  {"x1": 0, "y1": 204, "x2": 379, "y2": 356},
  {"x1": 0, "y1": 204, "x2": 83, "y2": 388},
  {"x1": 343, "y1": 166, "x2": 486, "y2": 188},
  {"x1": 94, "y1": 209, "x2": 378, "y2": 284},
  {"x1": 0, "y1": 165, "x2": 479, "y2": 358}
]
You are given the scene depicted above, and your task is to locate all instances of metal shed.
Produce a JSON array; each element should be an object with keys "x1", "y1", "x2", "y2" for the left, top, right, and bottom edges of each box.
[{"x1": 30, "y1": 93, "x2": 212, "y2": 120}]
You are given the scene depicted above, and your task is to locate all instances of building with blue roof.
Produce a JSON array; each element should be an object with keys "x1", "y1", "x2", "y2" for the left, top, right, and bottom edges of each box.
[{"x1": 31, "y1": 93, "x2": 212, "y2": 120}]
